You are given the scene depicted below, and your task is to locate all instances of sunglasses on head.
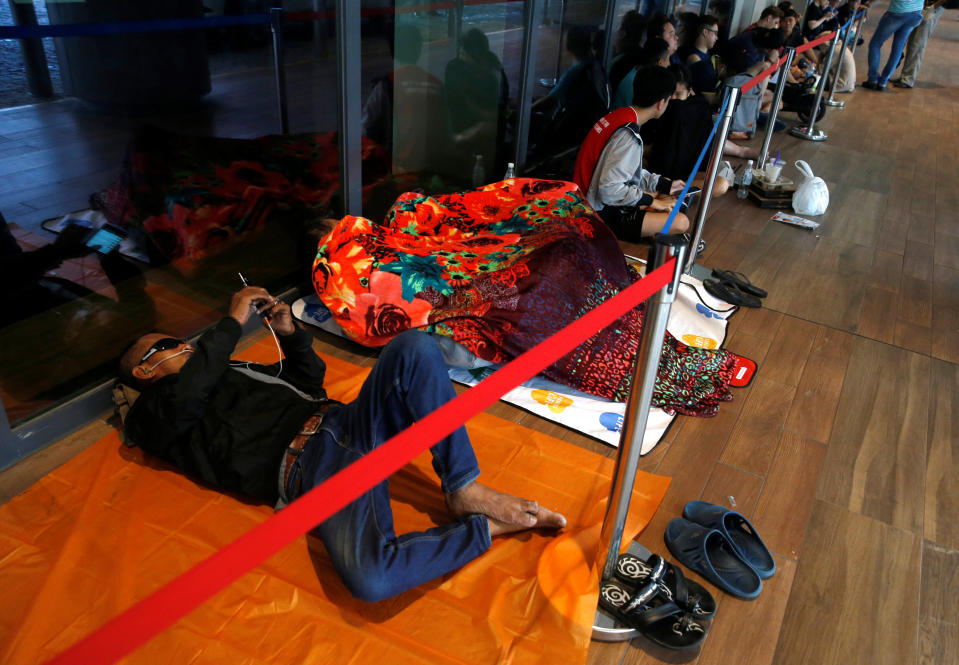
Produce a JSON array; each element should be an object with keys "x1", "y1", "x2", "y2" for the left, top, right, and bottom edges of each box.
[{"x1": 140, "y1": 338, "x2": 185, "y2": 364}]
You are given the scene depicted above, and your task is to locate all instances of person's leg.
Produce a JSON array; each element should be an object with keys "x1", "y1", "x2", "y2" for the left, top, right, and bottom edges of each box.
[
  {"x1": 692, "y1": 173, "x2": 729, "y2": 197},
  {"x1": 304, "y1": 331, "x2": 561, "y2": 601},
  {"x1": 641, "y1": 210, "x2": 689, "y2": 235},
  {"x1": 867, "y1": 11, "x2": 899, "y2": 84},
  {"x1": 836, "y1": 47, "x2": 856, "y2": 92},
  {"x1": 897, "y1": 6, "x2": 943, "y2": 86},
  {"x1": 879, "y1": 11, "x2": 924, "y2": 86},
  {"x1": 601, "y1": 205, "x2": 646, "y2": 242},
  {"x1": 723, "y1": 140, "x2": 759, "y2": 160},
  {"x1": 339, "y1": 330, "x2": 480, "y2": 491}
]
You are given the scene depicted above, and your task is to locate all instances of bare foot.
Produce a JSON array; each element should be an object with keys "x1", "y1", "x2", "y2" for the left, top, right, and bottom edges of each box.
[
  {"x1": 723, "y1": 141, "x2": 760, "y2": 159},
  {"x1": 447, "y1": 481, "x2": 567, "y2": 536},
  {"x1": 486, "y1": 504, "x2": 567, "y2": 537}
]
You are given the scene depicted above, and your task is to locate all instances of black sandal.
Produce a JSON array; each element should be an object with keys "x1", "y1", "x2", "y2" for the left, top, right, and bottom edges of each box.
[
  {"x1": 598, "y1": 580, "x2": 708, "y2": 651},
  {"x1": 710, "y1": 269, "x2": 767, "y2": 298},
  {"x1": 703, "y1": 278, "x2": 762, "y2": 308},
  {"x1": 614, "y1": 553, "x2": 717, "y2": 619}
]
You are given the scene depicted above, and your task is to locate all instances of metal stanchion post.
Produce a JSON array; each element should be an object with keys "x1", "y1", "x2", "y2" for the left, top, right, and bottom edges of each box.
[
  {"x1": 826, "y1": 19, "x2": 856, "y2": 108},
  {"x1": 790, "y1": 30, "x2": 840, "y2": 142},
  {"x1": 552, "y1": 0, "x2": 568, "y2": 85},
  {"x1": 270, "y1": 7, "x2": 290, "y2": 135},
  {"x1": 849, "y1": 11, "x2": 867, "y2": 61},
  {"x1": 593, "y1": 236, "x2": 689, "y2": 642},
  {"x1": 757, "y1": 47, "x2": 796, "y2": 170},
  {"x1": 685, "y1": 85, "x2": 739, "y2": 276}
]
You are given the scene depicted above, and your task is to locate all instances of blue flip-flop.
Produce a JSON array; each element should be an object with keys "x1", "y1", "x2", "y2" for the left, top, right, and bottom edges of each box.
[
  {"x1": 683, "y1": 501, "x2": 776, "y2": 579},
  {"x1": 664, "y1": 518, "x2": 762, "y2": 600}
]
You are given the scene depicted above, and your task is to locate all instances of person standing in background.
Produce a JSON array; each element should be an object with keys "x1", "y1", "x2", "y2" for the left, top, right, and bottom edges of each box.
[
  {"x1": 862, "y1": 0, "x2": 924, "y2": 90},
  {"x1": 891, "y1": 0, "x2": 955, "y2": 88}
]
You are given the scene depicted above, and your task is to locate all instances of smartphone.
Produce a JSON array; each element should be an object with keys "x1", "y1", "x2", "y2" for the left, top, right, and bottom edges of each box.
[
  {"x1": 84, "y1": 224, "x2": 126, "y2": 255},
  {"x1": 683, "y1": 186, "x2": 703, "y2": 203}
]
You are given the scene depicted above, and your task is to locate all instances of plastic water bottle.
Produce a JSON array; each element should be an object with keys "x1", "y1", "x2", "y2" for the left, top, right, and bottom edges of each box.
[
  {"x1": 504, "y1": 162, "x2": 516, "y2": 179},
  {"x1": 471, "y1": 154, "x2": 485, "y2": 187},
  {"x1": 737, "y1": 159, "x2": 753, "y2": 199}
]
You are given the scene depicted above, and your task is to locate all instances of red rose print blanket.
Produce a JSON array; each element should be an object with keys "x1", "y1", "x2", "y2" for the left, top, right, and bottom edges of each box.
[{"x1": 312, "y1": 179, "x2": 735, "y2": 416}]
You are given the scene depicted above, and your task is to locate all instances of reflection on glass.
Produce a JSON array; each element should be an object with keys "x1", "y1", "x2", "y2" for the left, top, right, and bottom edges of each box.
[
  {"x1": 0, "y1": 212, "x2": 158, "y2": 424},
  {"x1": 445, "y1": 27, "x2": 510, "y2": 178},
  {"x1": 0, "y1": 4, "x2": 340, "y2": 429},
  {"x1": 362, "y1": 23, "x2": 447, "y2": 174},
  {"x1": 358, "y1": 3, "x2": 522, "y2": 220}
]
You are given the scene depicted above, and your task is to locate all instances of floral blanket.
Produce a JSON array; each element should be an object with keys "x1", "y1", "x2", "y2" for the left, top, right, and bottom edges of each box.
[{"x1": 312, "y1": 179, "x2": 735, "y2": 416}]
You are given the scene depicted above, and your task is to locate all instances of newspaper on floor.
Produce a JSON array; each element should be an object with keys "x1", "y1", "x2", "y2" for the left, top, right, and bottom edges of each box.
[{"x1": 771, "y1": 211, "x2": 820, "y2": 230}]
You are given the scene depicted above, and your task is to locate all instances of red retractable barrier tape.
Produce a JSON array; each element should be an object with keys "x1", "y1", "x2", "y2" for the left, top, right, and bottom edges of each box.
[{"x1": 740, "y1": 30, "x2": 837, "y2": 93}]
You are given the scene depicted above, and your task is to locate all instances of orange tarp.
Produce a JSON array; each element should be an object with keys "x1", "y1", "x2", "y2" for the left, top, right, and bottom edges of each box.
[{"x1": 0, "y1": 343, "x2": 669, "y2": 665}]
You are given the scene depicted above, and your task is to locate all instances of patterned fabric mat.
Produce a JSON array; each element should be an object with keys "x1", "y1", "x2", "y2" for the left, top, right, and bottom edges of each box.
[{"x1": 294, "y1": 272, "x2": 735, "y2": 455}]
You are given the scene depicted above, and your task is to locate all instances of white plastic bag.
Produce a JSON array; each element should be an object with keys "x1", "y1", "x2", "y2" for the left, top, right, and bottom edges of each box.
[
  {"x1": 792, "y1": 160, "x2": 829, "y2": 215},
  {"x1": 717, "y1": 160, "x2": 735, "y2": 185}
]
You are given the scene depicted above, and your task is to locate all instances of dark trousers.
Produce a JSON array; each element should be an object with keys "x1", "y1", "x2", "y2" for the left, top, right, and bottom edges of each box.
[{"x1": 288, "y1": 330, "x2": 488, "y2": 602}]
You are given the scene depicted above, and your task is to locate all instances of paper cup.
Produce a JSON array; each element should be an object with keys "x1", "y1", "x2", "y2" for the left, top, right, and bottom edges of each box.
[{"x1": 764, "y1": 162, "x2": 782, "y2": 182}]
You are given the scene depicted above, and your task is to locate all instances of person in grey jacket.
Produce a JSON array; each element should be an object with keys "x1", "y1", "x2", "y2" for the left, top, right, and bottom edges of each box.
[{"x1": 576, "y1": 66, "x2": 688, "y2": 243}]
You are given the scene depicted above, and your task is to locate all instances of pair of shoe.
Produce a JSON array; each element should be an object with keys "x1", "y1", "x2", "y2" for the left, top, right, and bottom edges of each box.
[
  {"x1": 598, "y1": 551, "x2": 715, "y2": 650},
  {"x1": 703, "y1": 269, "x2": 766, "y2": 308},
  {"x1": 891, "y1": 78, "x2": 913, "y2": 89},
  {"x1": 861, "y1": 80, "x2": 886, "y2": 91},
  {"x1": 664, "y1": 501, "x2": 776, "y2": 600}
]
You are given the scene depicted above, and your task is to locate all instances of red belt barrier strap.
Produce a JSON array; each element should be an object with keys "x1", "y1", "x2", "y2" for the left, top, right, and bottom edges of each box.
[
  {"x1": 45, "y1": 259, "x2": 677, "y2": 665},
  {"x1": 739, "y1": 29, "x2": 836, "y2": 93},
  {"x1": 795, "y1": 30, "x2": 836, "y2": 54},
  {"x1": 740, "y1": 56, "x2": 787, "y2": 93}
]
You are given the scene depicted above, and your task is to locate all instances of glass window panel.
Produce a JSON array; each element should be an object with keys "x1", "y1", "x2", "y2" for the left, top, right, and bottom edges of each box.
[{"x1": 0, "y1": 1, "x2": 338, "y2": 430}]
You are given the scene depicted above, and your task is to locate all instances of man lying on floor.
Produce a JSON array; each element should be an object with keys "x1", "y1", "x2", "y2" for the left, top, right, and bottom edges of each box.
[{"x1": 119, "y1": 285, "x2": 566, "y2": 602}]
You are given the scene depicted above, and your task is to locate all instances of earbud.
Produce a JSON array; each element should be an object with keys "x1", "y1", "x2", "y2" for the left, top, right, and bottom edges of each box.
[{"x1": 145, "y1": 348, "x2": 192, "y2": 372}]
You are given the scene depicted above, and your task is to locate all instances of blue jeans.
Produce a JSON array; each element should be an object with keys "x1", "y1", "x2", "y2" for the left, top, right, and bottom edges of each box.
[
  {"x1": 867, "y1": 10, "x2": 923, "y2": 86},
  {"x1": 289, "y1": 330, "x2": 489, "y2": 602}
]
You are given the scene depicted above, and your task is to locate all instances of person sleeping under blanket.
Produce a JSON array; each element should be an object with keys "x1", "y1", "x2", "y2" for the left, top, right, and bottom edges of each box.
[{"x1": 311, "y1": 178, "x2": 737, "y2": 418}]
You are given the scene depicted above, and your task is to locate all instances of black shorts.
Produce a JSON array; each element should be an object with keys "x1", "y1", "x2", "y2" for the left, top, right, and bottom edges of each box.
[
  {"x1": 600, "y1": 206, "x2": 648, "y2": 243},
  {"x1": 600, "y1": 201, "x2": 689, "y2": 243}
]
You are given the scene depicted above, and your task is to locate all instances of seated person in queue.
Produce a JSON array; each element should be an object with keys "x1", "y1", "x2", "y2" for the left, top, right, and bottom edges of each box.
[
  {"x1": 646, "y1": 13, "x2": 681, "y2": 65},
  {"x1": 743, "y1": 5, "x2": 784, "y2": 33},
  {"x1": 643, "y1": 63, "x2": 734, "y2": 191},
  {"x1": 119, "y1": 286, "x2": 566, "y2": 603},
  {"x1": 573, "y1": 66, "x2": 689, "y2": 242},
  {"x1": 681, "y1": 14, "x2": 723, "y2": 96},
  {"x1": 611, "y1": 37, "x2": 672, "y2": 110},
  {"x1": 723, "y1": 28, "x2": 785, "y2": 139}
]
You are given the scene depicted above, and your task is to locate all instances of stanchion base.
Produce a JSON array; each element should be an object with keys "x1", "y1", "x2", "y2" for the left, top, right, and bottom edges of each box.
[
  {"x1": 687, "y1": 261, "x2": 713, "y2": 282},
  {"x1": 592, "y1": 542, "x2": 652, "y2": 642},
  {"x1": 790, "y1": 126, "x2": 828, "y2": 141},
  {"x1": 826, "y1": 99, "x2": 846, "y2": 108}
]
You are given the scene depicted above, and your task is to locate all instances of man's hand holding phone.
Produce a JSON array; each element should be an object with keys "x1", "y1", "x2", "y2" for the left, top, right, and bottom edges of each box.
[
  {"x1": 54, "y1": 224, "x2": 97, "y2": 260},
  {"x1": 229, "y1": 286, "x2": 276, "y2": 327}
]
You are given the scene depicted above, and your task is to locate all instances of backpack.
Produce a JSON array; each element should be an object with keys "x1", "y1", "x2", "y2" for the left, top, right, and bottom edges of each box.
[{"x1": 725, "y1": 73, "x2": 762, "y2": 134}]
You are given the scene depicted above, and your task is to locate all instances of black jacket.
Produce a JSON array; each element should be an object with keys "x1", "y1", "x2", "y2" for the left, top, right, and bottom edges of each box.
[{"x1": 125, "y1": 317, "x2": 328, "y2": 502}]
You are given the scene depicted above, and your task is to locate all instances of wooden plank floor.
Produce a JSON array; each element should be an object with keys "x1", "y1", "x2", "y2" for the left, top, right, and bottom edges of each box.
[{"x1": 1, "y1": 4, "x2": 958, "y2": 664}]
